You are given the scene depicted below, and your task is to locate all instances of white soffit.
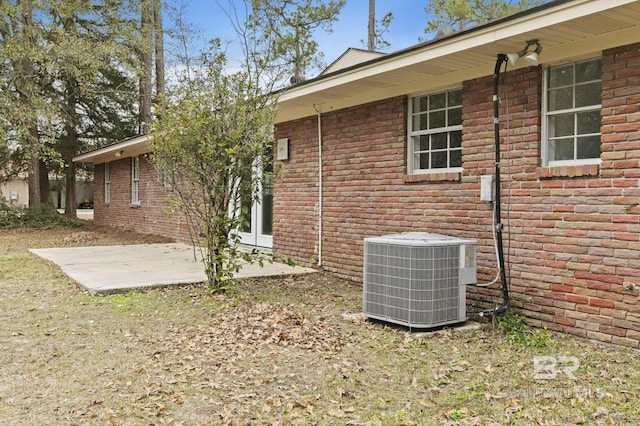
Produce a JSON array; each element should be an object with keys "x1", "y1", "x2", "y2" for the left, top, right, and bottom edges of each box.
[
  {"x1": 73, "y1": 134, "x2": 152, "y2": 164},
  {"x1": 275, "y1": 0, "x2": 640, "y2": 123}
]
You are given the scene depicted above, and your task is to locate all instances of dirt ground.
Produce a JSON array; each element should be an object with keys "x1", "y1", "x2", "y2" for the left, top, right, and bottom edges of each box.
[{"x1": 1, "y1": 225, "x2": 639, "y2": 425}]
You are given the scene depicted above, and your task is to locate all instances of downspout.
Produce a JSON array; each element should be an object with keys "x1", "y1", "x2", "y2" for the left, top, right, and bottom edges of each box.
[
  {"x1": 314, "y1": 104, "x2": 323, "y2": 267},
  {"x1": 491, "y1": 54, "x2": 510, "y2": 314}
]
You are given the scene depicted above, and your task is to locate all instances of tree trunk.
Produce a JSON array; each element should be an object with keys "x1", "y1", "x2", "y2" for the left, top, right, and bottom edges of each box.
[
  {"x1": 139, "y1": 0, "x2": 153, "y2": 134},
  {"x1": 64, "y1": 157, "x2": 77, "y2": 218},
  {"x1": 27, "y1": 140, "x2": 41, "y2": 210},
  {"x1": 153, "y1": 0, "x2": 165, "y2": 98},
  {"x1": 39, "y1": 159, "x2": 51, "y2": 207},
  {"x1": 62, "y1": 116, "x2": 78, "y2": 218},
  {"x1": 368, "y1": 0, "x2": 375, "y2": 50},
  {"x1": 19, "y1": 0, "x2": 42, "y2": 211}
]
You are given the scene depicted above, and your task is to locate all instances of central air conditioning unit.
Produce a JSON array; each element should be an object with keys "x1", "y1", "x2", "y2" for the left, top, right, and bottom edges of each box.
[{"x1": 363, "y1": 232, "x2": 476, "y2": 328}]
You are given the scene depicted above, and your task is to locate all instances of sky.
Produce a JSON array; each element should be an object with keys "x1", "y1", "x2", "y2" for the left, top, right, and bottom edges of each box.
[{"x1": 166, "y1": 0, "x2": 430, "y2": 76}]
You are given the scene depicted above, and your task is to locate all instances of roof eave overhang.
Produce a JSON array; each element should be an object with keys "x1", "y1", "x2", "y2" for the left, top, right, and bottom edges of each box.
[
  {"x1": 275, "y1": 0, "x2": 640, "y2": 123},
  {"x1": 73, "y1": 134, "x2": 152, "y2": 164}
]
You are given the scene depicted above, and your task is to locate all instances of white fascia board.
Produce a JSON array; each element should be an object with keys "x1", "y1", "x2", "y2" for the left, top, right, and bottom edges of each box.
[
  {"x1": 278, "y1": 0, "x2": 637, "y2": 104},
  {"x1": 73, "y1": 134, "x2": 152, "y2": 163}
]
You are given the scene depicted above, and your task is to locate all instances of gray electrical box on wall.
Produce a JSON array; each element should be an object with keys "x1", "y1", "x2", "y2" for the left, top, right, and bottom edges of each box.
[{"x1": 480, "y1": 174, "x2": 495, "y2": 202}]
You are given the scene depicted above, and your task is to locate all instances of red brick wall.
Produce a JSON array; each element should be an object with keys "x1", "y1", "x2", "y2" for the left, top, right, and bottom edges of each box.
[
  {"x1": 273, "y1": 42, "x2": 640, "y2": 347},
  {"x1": 273, "y1": 116, "x2": 322, "y2": 265},
  {"x1": 93, "y1": 155, "x2": 190, "y2": 242}
]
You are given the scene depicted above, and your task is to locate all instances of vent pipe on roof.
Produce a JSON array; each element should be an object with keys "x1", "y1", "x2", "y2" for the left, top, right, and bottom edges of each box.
[{"x1": 290, "y1": 75, "x2": 307, "y2": 85}]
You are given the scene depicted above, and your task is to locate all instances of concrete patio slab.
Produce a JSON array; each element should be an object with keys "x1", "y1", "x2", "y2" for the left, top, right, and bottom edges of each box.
[{"x1": 29, "y1": 243, "x2": 316, "y2": 294}]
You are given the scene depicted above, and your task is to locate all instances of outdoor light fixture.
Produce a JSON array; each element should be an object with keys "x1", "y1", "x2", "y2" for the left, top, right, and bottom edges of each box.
[
  {"x1": 115, "y1": 150, "x2": 124, "y2": 158},
  {"x1": 506, "y1": 39, "x2": 542, "y2": 67},
  {"x1": 524, "y1": 42, "x2": 543, "y2": 66}
]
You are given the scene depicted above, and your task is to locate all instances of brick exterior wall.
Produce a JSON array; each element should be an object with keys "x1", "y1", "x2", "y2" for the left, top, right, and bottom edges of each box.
[
  {"x1": 273, "y1": 42, "x2": 640, "y2": 348},
  {"x1": 93, "y1": 155, "x2": 190, "y2": 242}
]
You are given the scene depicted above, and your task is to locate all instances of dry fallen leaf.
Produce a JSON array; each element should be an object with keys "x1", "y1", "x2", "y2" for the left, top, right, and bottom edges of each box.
[{"x1": 592, "y1": 406, "x2": 609, "y2": 418}]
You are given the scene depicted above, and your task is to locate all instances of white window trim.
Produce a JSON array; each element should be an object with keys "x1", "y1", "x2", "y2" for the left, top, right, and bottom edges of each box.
[
  {"x1": 131, "y1": 156, "x2": 140, "y2": 205},
  {"x1": 104, "y1": 163, "x2": 111, "y2": 204},
  {"x1": 407, "y1": 89, "x2": 464, "y2": 175},
  {"x1": 542, "y1": 58, "x2": 603, "y2": 168}
]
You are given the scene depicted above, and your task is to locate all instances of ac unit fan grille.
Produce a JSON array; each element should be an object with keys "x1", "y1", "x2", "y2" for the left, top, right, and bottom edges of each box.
[{"x1": 363, "y1": 233, "x2": 474, "y2": 328}]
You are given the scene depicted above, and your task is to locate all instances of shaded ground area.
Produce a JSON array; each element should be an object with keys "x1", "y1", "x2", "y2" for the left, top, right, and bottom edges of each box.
[{"x1": 1, "y1": 226, "x2": 639, "y2": 425}]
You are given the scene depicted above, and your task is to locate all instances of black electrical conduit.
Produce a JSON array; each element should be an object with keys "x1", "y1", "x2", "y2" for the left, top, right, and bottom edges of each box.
[{"x1": 477, "y1": 53, "x2": 510, "y2": 316}]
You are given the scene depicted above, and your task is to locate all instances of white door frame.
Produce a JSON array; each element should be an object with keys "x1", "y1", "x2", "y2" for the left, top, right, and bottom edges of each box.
[{"x1": 237, "y1": 161, "x2": 273, "y2": 249}]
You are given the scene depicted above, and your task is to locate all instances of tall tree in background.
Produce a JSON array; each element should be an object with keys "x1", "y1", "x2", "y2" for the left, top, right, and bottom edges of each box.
[
  {"x1": 367, "y1": 0, "x2": 393, "y2": 51},
  {"x1": 139, "y1": 0, "x2": 153, "y2": 133},
  {"x1": 138, "y1": 0, "x2": 165, "y2": 133},
  {"x1": 47, "y1": 0, "x2": 139, "y2": 218},
  {"x1": 1, "y1": 1, "x2": 140, "y2": 214},
  {"x1": 165, "y1": 0, "x2": 205, "y2": 81},
  {"x1": 0, "y1": 0, "x2": 46, "y2": 210},
  {"x1": 424, "y1": 0, "x2": 544, "y2": 35},
  {"x1": 249, "y1": 0, "x2": 345, "y2": 83},
  {"x1": 153, "y1": 0, "x2": 165, "y2": 98}
]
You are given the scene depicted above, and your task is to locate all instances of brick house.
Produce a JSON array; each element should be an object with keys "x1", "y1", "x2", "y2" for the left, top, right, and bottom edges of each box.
[
  {"x1": 73, "y1": 135, "x2": 192, "y2": 241},
  {"x1": 74, "y1": 0, "x2": 640, "y2": 347}
]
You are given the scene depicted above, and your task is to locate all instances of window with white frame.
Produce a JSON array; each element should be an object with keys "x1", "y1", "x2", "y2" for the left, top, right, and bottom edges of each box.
[
  {"x1": 104, "y1": 163, "x2": 111, "y2": 204},
  {"x1": 131, "y1": 156, "x2": 140, "y2": 204},
  {"x1": 408, "y1": 88, "x2": 463, "y2": 174},
  {"x1": 544, "y1": 58, "x2": 602, "y2": 166}
]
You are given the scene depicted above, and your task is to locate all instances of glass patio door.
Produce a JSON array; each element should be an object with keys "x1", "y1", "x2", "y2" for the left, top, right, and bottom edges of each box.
[{"x1": 238, "y1": 156, "x2": 273, "y2": 248}]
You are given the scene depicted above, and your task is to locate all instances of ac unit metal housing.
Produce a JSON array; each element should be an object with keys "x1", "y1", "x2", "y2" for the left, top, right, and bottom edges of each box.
[{"x1": 363, "y1": 232, "x2": 476, "y2": 328}]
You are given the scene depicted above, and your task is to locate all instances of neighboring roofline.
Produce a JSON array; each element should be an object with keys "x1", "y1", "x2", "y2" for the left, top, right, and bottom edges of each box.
[
  {"x1": 275, "y1": 0, "x2": 640, "y2": 123},
  {"x1": 284, "y1": 0, "x2": 570, "y2": 91},
  {"x1": 320, "y1": 47, "x2": 387, "y2": 76}
]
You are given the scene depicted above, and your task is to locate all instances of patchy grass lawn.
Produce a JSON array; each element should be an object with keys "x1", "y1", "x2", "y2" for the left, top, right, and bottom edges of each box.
[{"x1": 1, "y1": 225, "x2": 639, "y2": 425}]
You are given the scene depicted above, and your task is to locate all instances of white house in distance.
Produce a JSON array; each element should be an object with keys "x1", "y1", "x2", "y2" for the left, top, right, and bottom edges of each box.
[
  {"x1": 74, "y1": 0, "x2": 640, "y2": 348},
  {"x1": 0, "y1": 172, "x2": 93, "y2": 210}
]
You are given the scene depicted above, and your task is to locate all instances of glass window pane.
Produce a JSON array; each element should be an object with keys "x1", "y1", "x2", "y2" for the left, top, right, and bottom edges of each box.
[
  {"x1": 413, "y1": 113, "x2": 428, "y2": 130},
  {"x1": 549, "y1": 64, "x2": 573, "y2": 88},
  {"x1": 577, "y1": 110, "x2": 601, "y2": 135},
  {"x1": 415, "y1": 135, "x2": 429, "y2": 151},
  {"x1": 413, "y1": 96, "x2": 428, "y2": 112},
  {"x1": 431, "y1": 151, "x2": 447, "y2": 169},
  {"x1": 548, "y1": 114, "x2": 574, "y2": 138},
  {"x1": 577, "y1": 135, "x2": 601, "y2": 159},
  {"x1": 240, "y1": 193, "x2": 252, "y2": 232},
  {"x1": 548, "y1": 87, "x2": 573, "y2": 111},
  {"x1": 419, "y1": 153, "x2": 429, "y2": 170},
  {"x1": 431, "y1": 133, "x2": 447, "y2": 150},
  {"x1": 448, "y1": 89, "x2": 462, "y2": 106},
  {"x1": 448, "y1": 107, "x2": 462, "y2": 126},
  {"x1": 450, "y1": 149, "x2": 462, "y2": 167},
  {"x1": 262, "y1": 188, "x2": 273, "y2": 236},
  {"x1": 429, "y1": 110, "x2": 445, "y2": 128},
  {"x1": 430, "y1": 92, "x2": 446, "y2": 109},
  {"x1": 549, "y1": 138, "x2": 574, "y2": 162},
  {"x1": 450, "y1": 130, "x2": 462, "y2": 148},
  {"x1": 576, "y1": 59, "x2": 601, "y2": 83},
  {"x1": 575, "y1": 82, "x2": 601, "y2": 107},
  {"x1": 545, "y1": 59, "x2": 602, "y2": 166}
]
